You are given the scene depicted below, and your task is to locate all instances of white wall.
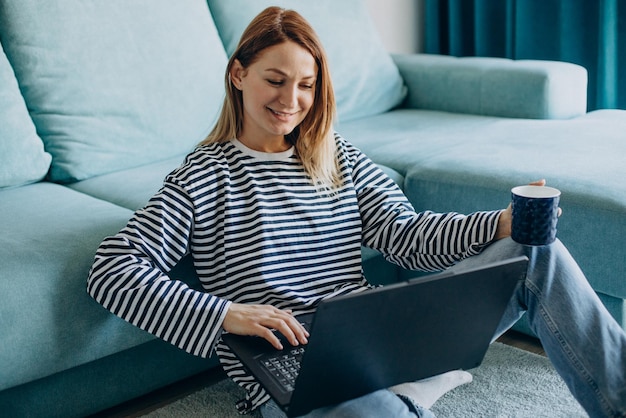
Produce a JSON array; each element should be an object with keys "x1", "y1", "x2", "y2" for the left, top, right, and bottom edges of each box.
[{"x1": 365, "y1": 0, "x2": 423, "y2": 54}]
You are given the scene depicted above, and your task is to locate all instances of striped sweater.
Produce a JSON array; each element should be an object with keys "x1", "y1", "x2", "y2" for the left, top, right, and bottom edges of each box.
[{"x1": 87, "y1": 133, "x2": 501, "y2": 408}]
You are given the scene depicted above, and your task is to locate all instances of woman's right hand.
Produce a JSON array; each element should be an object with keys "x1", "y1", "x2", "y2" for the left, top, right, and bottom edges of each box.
[{"x1": 222, "y1": 303, "x2": 309, "y2": 350}]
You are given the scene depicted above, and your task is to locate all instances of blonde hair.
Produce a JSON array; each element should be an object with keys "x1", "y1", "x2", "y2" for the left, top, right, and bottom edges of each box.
[{"x1": 201, "y1": 7, "x2": 340, "y2": 189}]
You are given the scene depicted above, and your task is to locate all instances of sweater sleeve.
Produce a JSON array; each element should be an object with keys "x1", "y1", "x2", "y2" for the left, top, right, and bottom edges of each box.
[
  {"x1": 347, "y1": 144, "x2": 502, "y2": 272},
  {"x1": 87, "y1": 177, "x2": 231, "y2": 358}
]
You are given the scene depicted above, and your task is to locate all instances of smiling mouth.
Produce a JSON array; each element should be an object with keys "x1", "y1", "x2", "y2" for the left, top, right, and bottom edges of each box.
[{"x1": 267, "y1": 107, "x2": 298, "y2": 118}]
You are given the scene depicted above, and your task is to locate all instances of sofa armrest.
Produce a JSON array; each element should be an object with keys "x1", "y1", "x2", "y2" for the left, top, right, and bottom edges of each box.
[{"x1": 392, "y1": 53, "x2": 588, "y2": 119}]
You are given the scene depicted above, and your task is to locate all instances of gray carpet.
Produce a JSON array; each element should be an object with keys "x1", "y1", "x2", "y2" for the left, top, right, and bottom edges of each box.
[{"x1": 144, "y1": 342, "x2": 587, "y2": 417}]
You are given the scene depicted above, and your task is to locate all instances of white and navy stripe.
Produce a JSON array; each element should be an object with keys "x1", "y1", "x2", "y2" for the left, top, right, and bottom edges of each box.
[{"x1": 87, "y1": 133, "x2": 500, "y2": 409}]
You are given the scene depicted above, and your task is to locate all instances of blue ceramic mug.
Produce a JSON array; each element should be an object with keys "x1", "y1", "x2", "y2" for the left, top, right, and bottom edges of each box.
[{"x1": 511, "y1": 185, "x2": 561, "y2": 246}]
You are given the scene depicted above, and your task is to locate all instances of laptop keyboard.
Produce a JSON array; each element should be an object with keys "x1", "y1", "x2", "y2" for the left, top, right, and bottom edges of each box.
[{"x1": 261, "y1": 347, "x2": 306, "y2": 392}]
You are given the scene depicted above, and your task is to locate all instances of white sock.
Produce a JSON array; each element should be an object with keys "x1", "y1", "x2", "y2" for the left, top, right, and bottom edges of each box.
[{"x1": 388, "y1": 370, "x2": 473, "y2": 409}]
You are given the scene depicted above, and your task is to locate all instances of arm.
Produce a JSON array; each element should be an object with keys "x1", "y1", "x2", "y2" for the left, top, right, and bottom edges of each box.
[
  {"x1": 87, "y1": 179, "x2": 230, "y2": 358},
  {"x1": 348, "y1": 145, "x2": 501, "y2": 272},
  {"x1": 392, "y1": 53, "x2": 588, "y2": 120}
]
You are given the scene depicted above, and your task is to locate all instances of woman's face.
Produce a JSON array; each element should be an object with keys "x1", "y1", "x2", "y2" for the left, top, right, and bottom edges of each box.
[{"x1": 230, "y1": 40, "x2": 317, "y2": 152}]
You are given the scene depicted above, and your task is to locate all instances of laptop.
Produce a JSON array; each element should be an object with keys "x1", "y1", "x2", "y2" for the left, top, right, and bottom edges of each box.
[{"x1": 222, "y1": 256, "x2": 528, "y2": 417}]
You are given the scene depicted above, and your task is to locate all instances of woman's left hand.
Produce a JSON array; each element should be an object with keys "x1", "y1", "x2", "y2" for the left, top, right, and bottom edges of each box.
[{"x1": 493, "y1": 179, "x2": 561, "y2": 241}]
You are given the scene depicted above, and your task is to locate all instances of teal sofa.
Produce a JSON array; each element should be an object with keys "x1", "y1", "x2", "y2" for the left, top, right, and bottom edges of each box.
[{"x1": 1, "y1": 1, "x2": 624, "y2": 417}]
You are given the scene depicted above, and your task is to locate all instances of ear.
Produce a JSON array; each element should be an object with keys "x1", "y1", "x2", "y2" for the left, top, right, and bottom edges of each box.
[{"x1": 229, "y1": 59, "x2": 246, "y2": 90}]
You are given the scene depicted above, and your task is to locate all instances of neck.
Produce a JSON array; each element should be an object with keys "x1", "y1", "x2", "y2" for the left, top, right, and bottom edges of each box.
[{"x1": 238, "y1": 135, "x2": 291, "y2": 153}]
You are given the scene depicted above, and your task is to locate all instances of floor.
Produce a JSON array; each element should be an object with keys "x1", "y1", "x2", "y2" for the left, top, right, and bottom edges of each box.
[{"x1": 90, "y1": 329, "x2": 545, "y2": 418}]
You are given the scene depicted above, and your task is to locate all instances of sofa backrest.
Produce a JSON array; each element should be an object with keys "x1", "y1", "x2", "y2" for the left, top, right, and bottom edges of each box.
[
  {"x1": 0, "y1": 0, "x2": 228, "y2": 183},
  {"x1": 0, "y1": 0, "x2": 404, "y2": 184}
]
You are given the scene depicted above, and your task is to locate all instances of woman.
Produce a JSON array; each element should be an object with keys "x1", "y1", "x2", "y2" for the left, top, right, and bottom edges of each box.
[{"x1": 88, "y1": 7, "x2": 626, "y2": 417}]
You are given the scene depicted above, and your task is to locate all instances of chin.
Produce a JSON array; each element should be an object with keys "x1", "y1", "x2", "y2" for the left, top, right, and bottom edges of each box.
[{"x1": 270, "y1": 125, "x2": 298, "y2": 137}]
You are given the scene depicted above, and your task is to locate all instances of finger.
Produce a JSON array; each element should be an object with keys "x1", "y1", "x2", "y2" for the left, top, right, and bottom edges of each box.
[
  {"x1": 241, "y1": 309, "x2": 294, "y2": 348},
  {"x1": 256, "y1": 325, "x2": 285, "y2": 350},
  {"x1": 529, "y1": 179, "x2": 546, "y2": 186},
  {"x1": 222, "y1": 304, "x2": 308, "y2": 349},
  {"x1": 285, "y1": 312, "x2": 310, "y2": 341},
  {"x1": 264, "y1": 310, "x2": 309, "y2": 346},
  {"x1": 286, "y1": 312, "x2": 310, "y2": 342},
  {"x1": 274, "y1": 315, "x2": 309, "y2": 346}
]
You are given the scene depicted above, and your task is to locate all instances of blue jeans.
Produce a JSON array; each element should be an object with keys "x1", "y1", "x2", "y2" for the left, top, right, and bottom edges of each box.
[{"x1": 261, "y1": 238, "x2": 626, "y2": 418}]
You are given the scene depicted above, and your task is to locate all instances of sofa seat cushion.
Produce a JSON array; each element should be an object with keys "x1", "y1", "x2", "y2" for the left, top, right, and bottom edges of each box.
[
  {"x1": 0, "y1": 183, "x2": 156, "y2": 390},
  {"x1": 0, "y1": 339, "x2": 217, "y2": 418},
  {"x1": 0, "y1": 0, "x2": 227, "y2": 183},
  {"x1": 339, "y1": 108, "x2": 626, "y2": 302},
  {"x1": 0, "y1": 42, "x2": 51, "y2": 188},
  {"x1": 207, "y1": 0, "x2": 406, "y2": 122},
  {"x1": 336, "y1": 109, "x2": 503, "y2": 173},
  {"x1": 67, "y1": 155, "x2": 187, "y2": 212}
]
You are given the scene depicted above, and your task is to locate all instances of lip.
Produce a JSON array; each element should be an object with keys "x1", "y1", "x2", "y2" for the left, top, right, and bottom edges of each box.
[{"x1": 267, "y1": 106, "x2": 299, "y2": 120}]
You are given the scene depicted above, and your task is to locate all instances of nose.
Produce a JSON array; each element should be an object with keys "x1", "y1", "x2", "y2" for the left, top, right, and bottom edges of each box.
[{"x1": 279, "y1": 84, "x2": 299, "y2": 109}]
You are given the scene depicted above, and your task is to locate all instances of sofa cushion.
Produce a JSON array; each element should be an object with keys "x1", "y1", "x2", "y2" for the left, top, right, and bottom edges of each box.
[
  {"x1": 0, "y1": 183, "x2": 155, "y2": 390},
  {"x1": 207, "y1": 0, "x2": 406, "y2": 122},
  {"x1": 67, "y1": 155, "x2": 187, "y2": 211},
  {"x1": 0, "y1": 42, "x2": 51, "y2": 188},
  {"x1": 0, "y1": 339, "x2": 216, "y2": 418},
  {"x1": 339, "y1": 108, "x2": 626, "y2": 302},
  {"x1": 0, "y1": 0, "x2": 227, "y2": 183},
  {"x1": 336, "y1": 108, "x2": 502, "y2": 173}
]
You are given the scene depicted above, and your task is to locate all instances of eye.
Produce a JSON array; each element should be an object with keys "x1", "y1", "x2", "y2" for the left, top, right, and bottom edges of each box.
[
  {"x1": 300, "y1": 83, "x2": 314, "y2": 90},
  {"x1": 267, "y1": 79, "x2": 283, "y2": 86}
]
